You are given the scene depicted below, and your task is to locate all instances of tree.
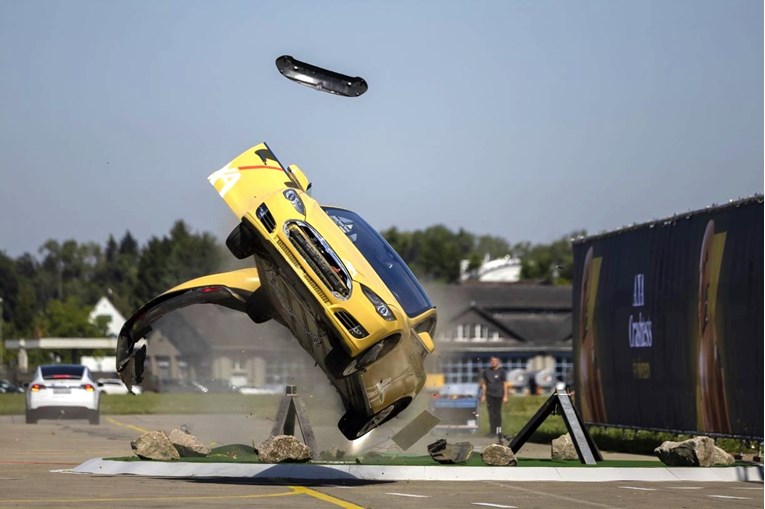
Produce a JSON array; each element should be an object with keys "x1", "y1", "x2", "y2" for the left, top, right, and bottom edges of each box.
[
  {"x1": 39, "y1": 297, "x2": 107, "y2": 338},
  {"x1": 133, "y1": 221, "x2": 221, "y2": 304},
  {"x1": 519, "y1": 230, "x2": 586, "y2": 284}
]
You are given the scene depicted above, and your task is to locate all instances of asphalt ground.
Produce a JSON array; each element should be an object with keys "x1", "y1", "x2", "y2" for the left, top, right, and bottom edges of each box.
[{"x1": 0, "y1": 414, "x2": 761, "y2": 509}]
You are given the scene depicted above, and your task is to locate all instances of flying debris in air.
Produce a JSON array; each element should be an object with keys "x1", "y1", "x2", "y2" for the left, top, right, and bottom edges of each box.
[{"x1": 275, "y1": 55, "x2": 368, "y2": 97}]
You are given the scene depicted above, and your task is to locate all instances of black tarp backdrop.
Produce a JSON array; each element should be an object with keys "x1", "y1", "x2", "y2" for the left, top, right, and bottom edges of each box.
[{"x1": 572, "y1": 197, "x2": 763, "y2": 439}]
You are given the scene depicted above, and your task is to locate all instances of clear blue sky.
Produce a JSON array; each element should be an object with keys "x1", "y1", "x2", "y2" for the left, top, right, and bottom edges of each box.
[{"x1": 1, "y1": 0, "x2": 762, "y2": 257}]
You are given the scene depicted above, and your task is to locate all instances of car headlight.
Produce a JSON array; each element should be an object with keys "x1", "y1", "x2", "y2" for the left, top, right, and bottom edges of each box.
[
  {"x1": 361, "y1": 285, "x2": 395, "y2": 321},
  {"x1": 283, "y1": 189, "x2": 305, "y2": 215}
]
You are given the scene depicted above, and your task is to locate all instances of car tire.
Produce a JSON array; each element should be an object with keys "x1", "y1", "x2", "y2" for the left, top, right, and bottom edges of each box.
[
  {"x1": 338, "y1": 398, "x2": 410, "y2": 440},
  {"x1": 245, "y1": 287, "x2": 273, "y2": 324},
  {"x1": 89, "y1": 410, "x2": 100, "y2": 425},
  {"x1": 324, "y1": 347, "x2": 360, "y2": 378},
  {"x1": 325, "y1": 335, "x2": 400, "y2": 379},
  {"x1": 226, "y1": 221, "x2": 262, "y2": 259},
  {"x1": 25, "y1": 409, "x2": 37, "y2": 424}
]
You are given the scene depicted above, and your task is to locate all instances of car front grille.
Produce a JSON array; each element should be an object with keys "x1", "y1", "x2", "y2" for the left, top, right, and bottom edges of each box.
[
  {"x1": 285, "y1": 221, "x2": 352, "y2": 299},
  {"x1": 334, "y1": 311, "x2": 368, "y2": 338},
  {"x1": 275, "y1": 238, "x2": 330, "y2": 303}
]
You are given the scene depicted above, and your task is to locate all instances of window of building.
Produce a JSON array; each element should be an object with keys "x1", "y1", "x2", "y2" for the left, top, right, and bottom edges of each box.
[
  {"x1": 232, "y1": 356, "x2": 247, "y2": 373},
  {"x1": 439, "y1": 356, "x2": 530, "y2": 385},
  {"x1": 265, "y1": 358, "x2": 307, "y2": 385},
  {"x1": 439, "y1": 358, "x2": 482, "y2": 384},
  {"x1": 555, "y1": 355, "x2": 574, "y2": 386}
]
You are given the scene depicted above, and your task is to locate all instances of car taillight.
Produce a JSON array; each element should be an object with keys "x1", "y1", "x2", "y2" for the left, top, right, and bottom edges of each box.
[
  {"x1": 432, "y1": 393, "x2": 440, "y2": 399},
  {"x1": 30, "y1": 384, "x2": 45, "y2": 392},
  {"x1": 82, "y1": 384, "x2": 96, "y2": 392}
]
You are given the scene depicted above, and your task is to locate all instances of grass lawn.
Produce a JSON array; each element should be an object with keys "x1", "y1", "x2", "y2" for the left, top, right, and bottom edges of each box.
[{"x1": 0, "y1": 393, "x2": 281, "y2": 419}]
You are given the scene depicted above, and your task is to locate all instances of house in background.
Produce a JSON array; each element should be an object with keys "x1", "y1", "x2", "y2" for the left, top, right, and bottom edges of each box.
[
  {"x1": 133, "y1": 282, "x2": 572, "y2": 394},
  {"x1": 5, "y1": 286, "x2": 572, "y2": 394},
  {"x1": 141, "y1": 304, "x2": 325, "y2": 391},
  {"x1": 460, "y1": 254, "x2": 522, "y2": 283},
  {"x1": 88, "y1": 296, "x2": 126, "y2": 338},
  {"x1": 425, "y1": 282, "x2": 572, "y2": 392}
]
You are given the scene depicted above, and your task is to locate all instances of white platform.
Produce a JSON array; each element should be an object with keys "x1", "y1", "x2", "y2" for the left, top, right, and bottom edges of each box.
[{"x1": 61, "y1": 458, "x2": 764, "y2": 483}]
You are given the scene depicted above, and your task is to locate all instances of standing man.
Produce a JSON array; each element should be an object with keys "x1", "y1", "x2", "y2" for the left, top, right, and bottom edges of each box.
[{"x1": 480, "y1": 356, "x2": 508, "y2": 437}]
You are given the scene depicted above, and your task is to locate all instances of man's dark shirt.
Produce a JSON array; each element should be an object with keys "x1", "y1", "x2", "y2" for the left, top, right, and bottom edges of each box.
[{"x1": 482, "y1": 367, "x2": 507, "y2": 398}]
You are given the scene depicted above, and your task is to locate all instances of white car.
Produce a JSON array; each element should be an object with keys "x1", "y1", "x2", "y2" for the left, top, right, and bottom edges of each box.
[
  {"x1": 237, "y1": 385, "x2": 284, "y2": 395},
  {"x1": 25, "y1": 364, "x2": 100, "y2": 424},
  {"x1": 97, "y1": 378, "x2": 142, "y2": 395}
]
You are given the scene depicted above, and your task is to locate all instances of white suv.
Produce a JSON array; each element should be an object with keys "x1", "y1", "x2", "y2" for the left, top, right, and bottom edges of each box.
[{"x1": 25, "y1": 364, "x2": 100, "y2": 424}]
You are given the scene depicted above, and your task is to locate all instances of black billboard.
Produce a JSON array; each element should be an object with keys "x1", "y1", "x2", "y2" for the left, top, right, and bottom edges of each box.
[{"x1": 573, "y1": 197, "x2": 763, "y2": 439}]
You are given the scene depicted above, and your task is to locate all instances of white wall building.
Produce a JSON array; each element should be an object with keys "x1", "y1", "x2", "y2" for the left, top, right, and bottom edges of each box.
[
  {"x1": 89, "y1": 296, "x2": 126, "y2": 338},
  {"x1": 460, "y1": 254, "x2": 522, "y2": 283}
]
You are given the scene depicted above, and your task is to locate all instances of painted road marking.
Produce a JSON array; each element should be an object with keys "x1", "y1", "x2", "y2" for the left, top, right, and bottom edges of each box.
[
  {"x1": 291, "y1": 486, "x2": 363, "y2": 509},
  {"x1": 386, "y1": 492, "x2": 430, "y2": 498},
  {"x1": 0, "y1": 491, "x2": 297, "y2": 504},
  {"x1": 105, "y1": 416, "x2": 150, "y2": 434},
  {"x1": 668, "y1": 487, "x2": 703, "y2": 489},
  {"x1": 620, "y1": 486, "x2": 657, "y2": 491},
  {"x1": 472, "y1": 503, "x2": 518, "y2": 508},
  {"x1": 708, "y1": 495, "x2": 752, "y2": 500},
  {"x1": 2, "y1": 486, "x2": 363, "y2": 508}
]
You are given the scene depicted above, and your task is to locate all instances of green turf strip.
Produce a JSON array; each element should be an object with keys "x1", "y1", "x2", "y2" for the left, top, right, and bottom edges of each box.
[{"x1": 106, "y1": 445, "x2": 677, "y2": 468}]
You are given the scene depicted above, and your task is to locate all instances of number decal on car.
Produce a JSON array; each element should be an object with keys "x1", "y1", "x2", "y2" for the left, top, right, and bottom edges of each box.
[{"x1": 208, "y1": 165, "x2": 240, "y2": 197}]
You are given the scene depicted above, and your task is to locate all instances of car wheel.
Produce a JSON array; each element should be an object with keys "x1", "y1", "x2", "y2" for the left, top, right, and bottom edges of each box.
[
  {"x1": 245, "y1": 287, "x2": 273, "y2": 324},
  {"x1": 89, "y1": 410, "x2": 100, "y2": 425},
  {"x1": 325, "y1": 347, "x2": 361, "y2": 378},
  {"x1": 226, "y1": 221, "x2": 259, "y2": 259},
  {"x1": 338, "y1": 398, "x2": 410, "y2": 440},
  {"x1": 325, "y1": 335, "x2": 401, "y2": 379},
  {"x1": 25, "y1": 409, "x2": 37, "y2": 424}
]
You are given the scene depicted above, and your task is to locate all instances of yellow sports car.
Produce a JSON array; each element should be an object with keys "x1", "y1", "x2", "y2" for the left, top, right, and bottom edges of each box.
[{"x1": 117, "y1": 142, "x2": 437, "y2": 439}]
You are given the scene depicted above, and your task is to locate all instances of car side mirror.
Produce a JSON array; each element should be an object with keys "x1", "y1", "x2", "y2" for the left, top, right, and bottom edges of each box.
[
  {"x1": 417, "y1": 331, "x2": 435, "y2": 353},
  {"x1": 97, "y1": 382, "x2": 104, "y2": 388},
  {"x1": 287, "y1": 164, "x2": 312, "y2": 195}
]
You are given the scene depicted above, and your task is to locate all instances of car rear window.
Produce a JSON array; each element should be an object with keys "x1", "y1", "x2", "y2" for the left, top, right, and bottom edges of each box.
[{"x1": 41, "y1": 365, "x2": 85, "y2": 379}]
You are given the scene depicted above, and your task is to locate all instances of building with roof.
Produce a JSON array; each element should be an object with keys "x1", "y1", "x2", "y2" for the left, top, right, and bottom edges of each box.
[
  {"x1": 425, "y1": 282, "x2": 573, "y2": 392},
  {"x1": 141, "y1": 304, "x2": 322, "y2": 391},
  {"x1": 135, "y1": 282, "x2": 573, "y2": 394},
  {"x1": 89, "y1": 296, "x2": 127, "y2": 338}
]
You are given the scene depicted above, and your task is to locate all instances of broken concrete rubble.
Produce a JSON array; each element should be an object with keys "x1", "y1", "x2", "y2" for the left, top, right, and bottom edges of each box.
[
  {"x1": 654, "y1": 436, "x2": 734, "y2": 467},
  {"x1": 255, "y1": 435, "x2": 312, "y2": 463},
  {"x1": 427, "y1": 439, "x2": 474, "y2": 464},
  {"x1": 480, "y1": 443, "x2": 517, "y2": 466},
  {"x1": 131, "y1": 431, "x2": 180, "y2": 461},
  {"x1": 169, "y1": 428, "x2": 211, "y2": 457},
  {"x1": 551, "y1": 433, "x2": 578, "y2": 460}
]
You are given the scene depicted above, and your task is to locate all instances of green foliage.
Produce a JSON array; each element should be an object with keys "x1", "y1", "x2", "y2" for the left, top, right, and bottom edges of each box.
[
  {"x1": 380, "y1": 225, "x2": 583, "y2": 285},
  {"x1": 518, "y1": 231, "x2": 584, "y2": 284},
  {"x1": 134, "y1": 220, "x2": 221, "y2": 304},
  {"x1": 41, "y1": 297, "x2": 106, "y2": 337},
  {"x1": 0, "y1": 222, "x2": 222, "y2": 354},
  {"x1": 381, "y1": 225, "x2": 512, "y2": 283}
]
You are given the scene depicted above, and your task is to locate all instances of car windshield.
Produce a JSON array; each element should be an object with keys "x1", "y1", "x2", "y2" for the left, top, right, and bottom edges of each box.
[
  {"x1": 323, "y1": 207, "x2": 433, "y2": 318},
  {"x1": 41, "y1": 365, "x2": 85, "y2": 379}
]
